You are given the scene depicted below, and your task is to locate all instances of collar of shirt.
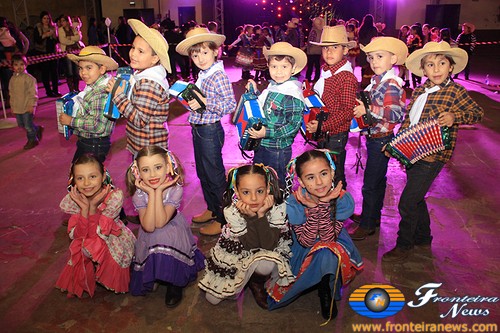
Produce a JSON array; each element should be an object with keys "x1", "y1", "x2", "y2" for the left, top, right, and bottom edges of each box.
[{"x1": 322, "y1": 58, "x2": 348, "y2": 73}]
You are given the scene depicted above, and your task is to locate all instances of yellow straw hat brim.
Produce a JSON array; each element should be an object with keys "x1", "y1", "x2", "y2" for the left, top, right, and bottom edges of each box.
[
  {"x1": 128, "y1": 19, "x2": 171, "y2": 73},
  {"x1": 175, "y1": 27, "x2": 226, "y2": 56},
  {"x1": 360, "y1": 36, "x2": 408, "y2": 65},
  {"x1": 67, "y1": 46, "x2": 118, "y2": 70},
  {"x1": 262, "y1": 42, "x2": 307, "y2": 75},
  {"x1": 405, "y1": 41, "x2": 468, "y2": 77}
]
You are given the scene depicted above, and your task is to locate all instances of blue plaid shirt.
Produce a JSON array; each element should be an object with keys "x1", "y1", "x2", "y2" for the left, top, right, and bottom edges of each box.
[{"x1": 188, "y1": 63, "x2": 236, "y2": 124}]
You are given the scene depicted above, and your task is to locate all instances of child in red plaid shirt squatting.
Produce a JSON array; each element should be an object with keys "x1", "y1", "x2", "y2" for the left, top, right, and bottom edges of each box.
[
  {"x1": 349, "y1": 37, "x2": 408, "y2": 241},
  {"x1": 306, "y1": 25, "x2": 359, "y2": 191}
]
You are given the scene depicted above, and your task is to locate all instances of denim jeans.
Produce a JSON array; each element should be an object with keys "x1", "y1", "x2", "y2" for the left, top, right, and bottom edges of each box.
[
  {"x1": 253, "y1": 145, "x2": 292, "y2": 189},
  {"x1": 191, "y1": 122, "x2": 227, "y2": 225},
  {"x1": 359, "y1": 134, "x2": 394, "y2": 230},
  {"x1": 318, "y1": 131, "x2": 349, "y2": 190},
  {"x1": 16, "y1": 112, "x2": 38, "y2": 141},
  {"x1": 396, "y1": 160, "x2": 444, "y2": 249},
  {"x1": 72, "y1": 136, "x2": 111, "y2": 163}
]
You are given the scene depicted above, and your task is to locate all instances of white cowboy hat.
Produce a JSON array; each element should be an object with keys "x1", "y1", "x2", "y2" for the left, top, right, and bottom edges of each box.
[
  {"x1": 309, "y1": 25, "x2": 357, "y2": 49},
  {"x1": 360, "y1": 36, "x2": 408, "y2": 65},
  {"x1": 262, "y1": 42, "x2": 307, "y2": 75},
  {"x1": 175, "y1": 27, "x2": 226, "y2": 56},
  {"x1": 128, "y1": 19, "x2": 171, "y2": 73},
  {"x1": 67, "y1": 46, "x2": 118, "y2": 70},
  {"x1": 405, "y1": 41, "x2": 468, "y2": 77}
]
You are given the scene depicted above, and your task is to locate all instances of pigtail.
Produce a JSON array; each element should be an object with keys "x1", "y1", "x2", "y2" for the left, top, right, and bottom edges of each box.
[
  {"x1": 125, "y1": 161, "x2": 138, "y2": 196},
  {"x1": 222, "y1": 167, "x2": 238, "y2": 209},
  {"x1": 165, "y1": 150, "x2": 184, "y2": 185},
  {"x1": 262, "y1": 165, "x2": 283, "y2": 204},
  {"x1": 284, "y1": 157, "x2": 297, "y2": 199}
]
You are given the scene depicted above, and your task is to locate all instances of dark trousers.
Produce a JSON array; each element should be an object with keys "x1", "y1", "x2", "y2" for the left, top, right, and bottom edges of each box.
[
  {"x1": 253, "y1": 145, "x2": 292, "y2": 189},
  {"x1": 192, "y1": 122, "x2": 227, "y2": 225},
  {"x1": 305, "y1": 54, "x2": 321, "y2": 82},
  {"x1": 72, "y1": 136, "x2": 111, "y2": 163},
  {"x1": 40, "y1": 59, "x2": 59, "y2": 94},
  {"x1": 359, "y1": 134, "x2": 394, "y2": 230},
  {"x1": 396, "y1": 160, "x2": 444, "y2": 249},
  {"x1": 318, "y1": 131, "x2": 349, "y2": 189}
]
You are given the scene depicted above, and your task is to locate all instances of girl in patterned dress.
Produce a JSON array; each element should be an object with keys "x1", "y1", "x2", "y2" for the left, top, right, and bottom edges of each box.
[
  {"x1": 56, "y1": 154, "x2": 136, "y2": 298},
  {"x1": 267, "y1": 150, "x2": 363, "y2": 322},
  {"x1": 198, "y1": 164, "x2": 294, "y2": 309},
  {"x1": 127, "y1": 146, "x2": 205, "y2": 307}
]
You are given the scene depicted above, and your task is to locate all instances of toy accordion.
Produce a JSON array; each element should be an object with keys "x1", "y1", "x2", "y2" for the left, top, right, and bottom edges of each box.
[
  {"x1": 56, "y1": 92, "x2": 79, "y2": 140},
  {"x1": 104, "y1": 66, "x2": 133, "y2": 119},
  {"x1": 232, "y1": 85, "x2": 266, "y2": 151},
  {"x1": 169, "y1": 80, "x2": 206, "y2": 114},
  {"x1": 301, "y1": 80, "x2": 329, "y2": 141},
  {"x1": 385, "y1": 118, "x2": 451, "y2": 168}
]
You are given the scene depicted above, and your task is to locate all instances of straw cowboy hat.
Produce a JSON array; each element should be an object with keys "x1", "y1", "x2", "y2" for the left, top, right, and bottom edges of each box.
[
  {"x1": 67, "y1": 46, "x2": 118, "y2": 70},
  {"x1": 309, "y1": 25, "x2": 357, "y2": 49},
  {"x1": 128, "y1": 18, "x2": 171, "y2": 73},
  {"x1": 175, "y1": 27, "x2": 226, "y2": 56},
  {"x1": 462, "y1": 22, "x2": 476, "y2": 33},
  {"x1": 405, "y1": 41, "x2": 468, "y2": 77},
  {"x1": 360, "y1": 36, "x2": 408, "y2": 65},
  {"x1": 263, "y1": 41, "x2": 307, "y2": 75}
]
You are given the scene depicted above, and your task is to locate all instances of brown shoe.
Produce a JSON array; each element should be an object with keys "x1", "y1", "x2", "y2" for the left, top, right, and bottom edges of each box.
[
  {"x1": 192, "y1": 210, "x2": 216, "y2": 224},
  {"x1": 382, "y1": 247, "x2": 411, "y2": 262},
  {"x1": 23, "y1": 140, "x2": 38, "y2": 150},
  {"x1": 349, "y1": 226, "x2": 375, "y2": 241},
  {"x1": 248, "y1": 274, "x2": 269, "y2": 309},
  {"x1": 350, "y1": 213, "x2": 380, "y2": 227},
  {"x1": 199, "y1": 221, "x2": 222, "y2": 236}
]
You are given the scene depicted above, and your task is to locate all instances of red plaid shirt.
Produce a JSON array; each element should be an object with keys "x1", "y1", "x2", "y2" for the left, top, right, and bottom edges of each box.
[{"x1": 320, "y1": 59, "x2": 358, "y2": 135}]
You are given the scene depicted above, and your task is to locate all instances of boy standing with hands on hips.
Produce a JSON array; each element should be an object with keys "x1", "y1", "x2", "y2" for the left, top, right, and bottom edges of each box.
[
  {"x1": 176, "y1": 27, "x2": 237, "y2": 236},
  {"x1": 349, "y1": 37, "x2": 408, "y2": 241}
]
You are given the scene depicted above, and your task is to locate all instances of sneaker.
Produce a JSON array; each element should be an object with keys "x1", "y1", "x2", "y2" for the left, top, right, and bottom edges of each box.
[
  {"x1": 199, "y1": 221, "x2": 222, "y2": 236},
  {"x1": 23, "y1": 140, "x2": 38, "y2": 150},
  {"x1": 382, "y1": 247, "x2": 411, "y2": 262},
  {"x1": 192, "y1": 210, "x2": 216, "y2": 224},
  {"x1": 36, "y1": 126, "x2": 44, "y2": 142},
  {"x1": 349, "y1": 226, "x2": 375, "y2": 241}
]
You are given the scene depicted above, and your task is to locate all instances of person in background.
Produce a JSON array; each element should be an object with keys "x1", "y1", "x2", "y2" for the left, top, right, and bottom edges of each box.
[
  {"x1": 34, "y1": 11, "x2": 60, "y2": 97},
  {"x1": 454, "y1": 22, "x2": 476, "y2": 80}
]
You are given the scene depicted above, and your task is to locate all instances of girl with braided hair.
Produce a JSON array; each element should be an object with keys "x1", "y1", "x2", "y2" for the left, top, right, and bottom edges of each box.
[
  {"x1": 268, "y1": 149, "x2": 363, "y2": 323},
  {"x1": 198, "y1": 164, "x2": 294, "y2": 309}
]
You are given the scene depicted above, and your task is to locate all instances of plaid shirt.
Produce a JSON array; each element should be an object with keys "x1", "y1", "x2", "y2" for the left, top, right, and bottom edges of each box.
[
  {"x1": 367, "y1": 72, "x2": 406, "y2": 135},
  {"x1": 321, "y1": 59, "x2": 358, "y2": 135},
  {"x1": 260, "y1": 78, "x2": 305, "y2": 149},
  {"x1": 188, "y1": 66, "x2": 236, "y2": 125},
  {"x1": 71, "y1": 74, "x2": 115, "y2": 139},
  {"x1": 114, "y1": 77, "x2": 170, "y2": 155},
  {"x1": 401, "y1": 79, "x2": 484, "y2": 163}
]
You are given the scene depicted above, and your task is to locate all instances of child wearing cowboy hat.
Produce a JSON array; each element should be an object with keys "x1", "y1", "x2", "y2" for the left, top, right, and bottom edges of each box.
[
  {"x1": 175, "y1": 27, "x2": 237, "y2": 236},
  {"x1": 454, "y1": 22, "x2": 476, "y2": 80},
  {"x1": 307, "y1": 25, "x2": 358, "y2": 191},
  {"x1": 106, "y1": 19, "x2": 172, "y2": 157},
  {"x1": 246, "y1": 41, "x2": 307, "y2": 187},
  {"x1": 382, "y1": 41, "x2": 484, "y2": 262},
  {"x1": 59, "y1": 45, "x2": 119, "y2": 163},
  {"x1": 349, "y1": 37, "x2": 408, "y2": 241}
]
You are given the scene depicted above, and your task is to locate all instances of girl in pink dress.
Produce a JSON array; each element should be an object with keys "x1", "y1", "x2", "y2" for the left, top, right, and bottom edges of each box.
[{"x1": 56, "y1": 154, "x2": 136, "y2": 298}]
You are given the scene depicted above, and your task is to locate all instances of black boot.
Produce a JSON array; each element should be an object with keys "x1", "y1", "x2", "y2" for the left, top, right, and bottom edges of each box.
[
  {"x1": 165, "y1": 283, "x2": 183, "y2": 308},
  {"x1": 247, "y1": 273, "x2": 269, "y2": 309},
  {"x1": 318, "y1": 275, "x2": 338, "y2": 320}
]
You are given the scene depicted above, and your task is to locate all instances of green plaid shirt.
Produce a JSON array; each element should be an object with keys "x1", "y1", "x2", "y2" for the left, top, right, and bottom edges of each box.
[
  {"x1": 260, "y1": 79, "x2": 305, "y2": 149},
  {"x1": 72, "y1": 74, "x2": 116, "y2": 139}
]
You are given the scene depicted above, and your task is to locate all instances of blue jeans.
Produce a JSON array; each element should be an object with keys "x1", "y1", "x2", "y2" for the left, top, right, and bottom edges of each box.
[
  {"x1": 253, "y1": 145, "x2": 292, "y2": 188},
  {"x1": 191, "y1": 122, "x2": 227, "y2": 225},
  {"x1": 16, "y1": 112, "x2": 38, "y2": 141},
  {"x1": 396, "y1": 160, "x2": 444, "y2": 249},
  {"x1": 72, "y1": 136, "x2": 111, "y2": 163},
  {"x1": 359, "y1": 135, "x2": 394, "y2": 230},
  {"x1": 318, "y1": 131, "x2": 349, "y2": 189}
]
